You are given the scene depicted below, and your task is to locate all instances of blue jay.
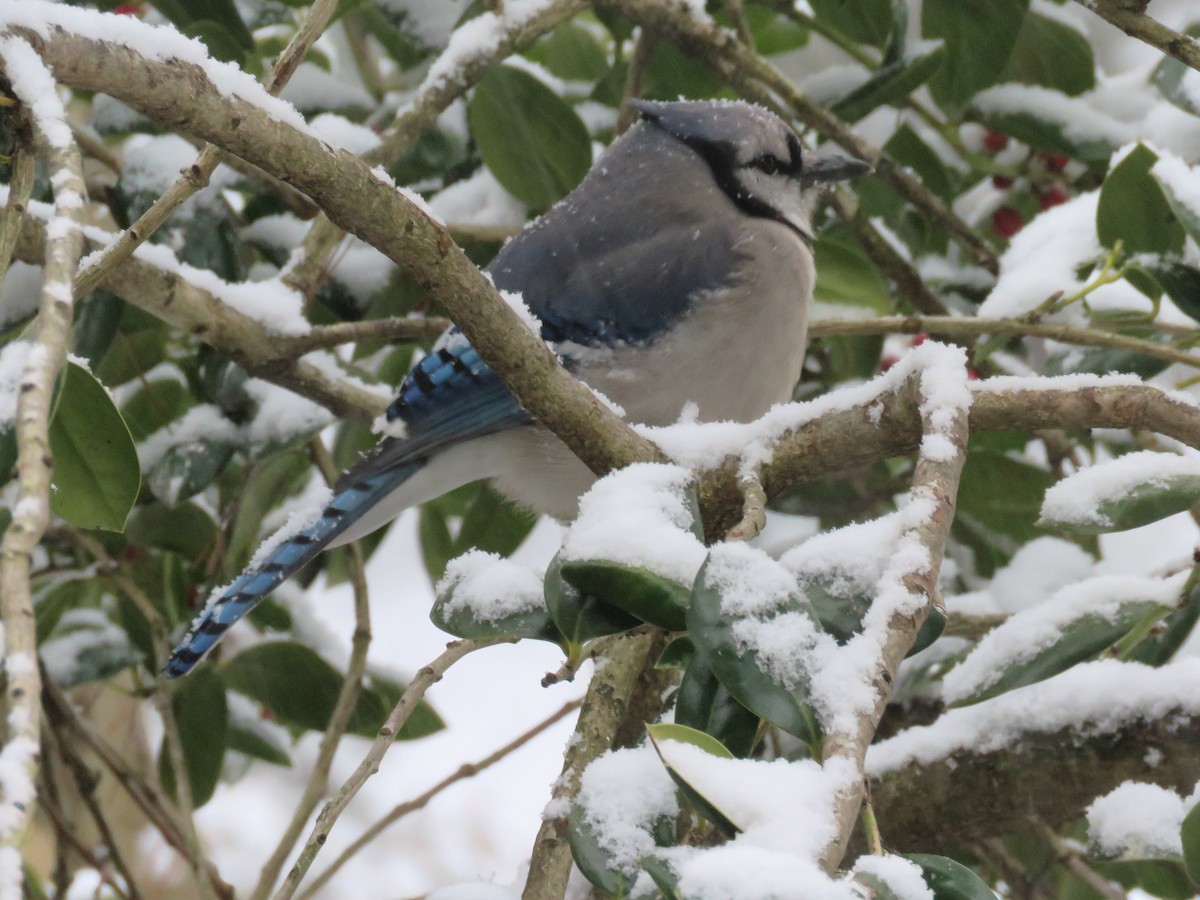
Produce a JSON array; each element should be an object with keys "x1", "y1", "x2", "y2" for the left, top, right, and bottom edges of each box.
[{"x1": 164, "y1": 100, "x2": 869, "y2": 678}]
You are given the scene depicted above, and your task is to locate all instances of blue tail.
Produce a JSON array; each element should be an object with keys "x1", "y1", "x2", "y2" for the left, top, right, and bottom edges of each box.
[{"x1": 162, "y1": 460, "x2": 421, "y2": 678}]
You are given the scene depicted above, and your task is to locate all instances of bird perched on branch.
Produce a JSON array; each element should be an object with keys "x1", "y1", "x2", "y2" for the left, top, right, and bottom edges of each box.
[{"x1": 164, "y1": 99, "x2": 870, "y2": 678}]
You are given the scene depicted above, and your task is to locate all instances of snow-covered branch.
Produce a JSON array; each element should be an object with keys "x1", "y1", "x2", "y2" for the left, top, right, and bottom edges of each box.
[
  {"x1": 1073, "y1": 0, "x2": 1200, "y2": 75},
  {"x1": 0, "y1": 5, "x2": 662, "y2": 479},
  {"x1": 0, "y1": 36, "x2": 84, "y2": 893},
  {"x1": 868, "y1": 659, "x2": 1200, "y2": 853}
]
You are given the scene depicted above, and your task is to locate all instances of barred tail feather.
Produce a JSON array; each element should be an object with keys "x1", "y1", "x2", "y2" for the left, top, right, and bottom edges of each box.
[{"x1": 162, "y1": 460, "x2": 423, "y2": 678}]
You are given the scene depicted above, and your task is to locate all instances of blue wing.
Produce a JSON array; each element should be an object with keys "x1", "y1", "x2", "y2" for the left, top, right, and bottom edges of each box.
[{"x1": 163, "y1": 337, "x2": 528, "y2": 678}]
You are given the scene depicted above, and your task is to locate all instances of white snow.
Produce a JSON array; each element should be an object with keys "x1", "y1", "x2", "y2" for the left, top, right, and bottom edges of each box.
[
  {"x1": 561, "y1": 463, "x2": 706, "y2": 585},
  {"x1": 0, "y1": 2, "x2": 315, "y2": 136},
  {"x1": 868, "y1": 658, "x2": 1200, "y2": 774},
  {"x1": 39, "y1": 608, "x2": 133, "y2": 686},
  {"x1": 942, "y1": 572, "x2": 1186, "y2": 704},
  {"x1": 1152, "y1": 152, "x2": 1200, "y2": 230},
  {"x1": 575, "y1": 745, "x2": 679, "y2": 873},
  {"x1": 435, "y1": 550, "x2": 545, "y2": 624},
  {"x1": 853, "y1": 855, "x2": 935, "y2": 900},
  {"x1": 0, "y1": 35, "x2": 74, "y2": 151},
  {"x1": 1041, "y1": 449, "x2": 1200, "y2": 531},
  {"x1": 973, "y1": 84, "x2": 1136, "y2": 150},
  {"x1": 1086, "y1": 781, "x2": 1194, "y2": 859},
  {"x1": 0, "y1": 263, "x2": 42, "y2": 329},
  {"x1": 0, "y1": 342, "x2": 33, "y2": 427},
  {"x1": 429, "y1": 168, "x2": 527, "y2": 232},
  {"x1": 947, "y1": 536, "x2": 1096, "y2": 617}
]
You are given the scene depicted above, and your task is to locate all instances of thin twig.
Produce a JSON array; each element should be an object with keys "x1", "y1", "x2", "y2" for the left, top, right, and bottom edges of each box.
[
  {"x1": 0, "y1": 107, "x2": 34, "y2": 288},
  {"x1": 250, "y1": 439, "x2": 375, "y2": 900},
  {"x1": 300, "y1": 697, "x2": 583, "y2": 899},
  {"x1": 40, "y1": 714, "x2": 145, "y2": 900},
  {"x1": 1072, "y1": 0, "x2": 1200, "y2": 74},
  {"x1": 74, "y1": 0, "x2": 341, "y2": 299},
  {"x1": 522, "y1": 631, "x2": 664, "y2": 900},
  {"x1": 615, "y1": 29, "x2": 656, "y2": 135},
  {"x1": 807, "y1": 314, "x2": 1200, "y2": 372},
  {"x1": 275, "y1": 316, "x2": 452, "y2": 355},
  {"x1": 725, "y1": 470, "x2": 767, "y2": 541},
  {"x1": 271, "y1": 639, "x2": 502, "y2": 900},
  {"x1": 38, "y1": 793, "x2": 134, "y2": 900},
  {"x1": 281, "y1": 0, "x2": 588, "y2": 303},
  {"x1": 0, "y1": 38, "x2": 86, "y2": 890},
  {"x1": 1035, "y1": 820, "x2": 1127, "y2": 900}
]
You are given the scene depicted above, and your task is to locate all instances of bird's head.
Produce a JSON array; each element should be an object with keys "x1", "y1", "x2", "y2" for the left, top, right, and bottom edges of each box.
[{"x1": 629, "y1": 99, "x2": 871, "y2": 244}]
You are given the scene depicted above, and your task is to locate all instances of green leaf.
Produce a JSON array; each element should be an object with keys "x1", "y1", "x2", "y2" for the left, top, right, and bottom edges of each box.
[
  {"x1": 93, "y1": 306, "x2": 169, "y2": 386},
  {"x1": 688, "y1": 553, "x2": 821, "y2": 743},
  {"x1": 956, "y1": 448, "x2": 1052, "y2": 542},
  {"x1": 1182, "y1": 803, "x2": 1200, "y2": 885},
  {"x1": 884, "y1": 124, "x2": 958, "y2": 200},
  {"x1": 226, "y1": 724, "x2": 291, "y2": 767},
  {"x1": 812, "y1": 229, "x2": 892, "y2": 314},
  {"x1": 922, "y1": 0, "x2": 1029, "y2": 110},
  {"x1": 467, "y1": 65, "x2": 591, "y2": 211},
  {"x1": 40, "y1": 609, "x2": 142, "y2": 686},
  {"x1": 1146, "y1": 261, "x2": 1200, "y2": 324},
  {"x1": 418, "y1": 483, "x2": 537, "y2": 581},
  {"x1": 120, "y1": 377, "x2": 194, "y2": 443},
  {"x1": 125, "y1": 501, "x2": 218, "y2": 562},
  {"x1": 1152, "y1": 25, "x2": 1200, "y2": 116},
  {"x1": 525, "y1": 24, "x2": 609, "y2": 82},
  {"x1": 832, "y1": 43, "x2": 945, "y2": 123},
  {"x1": 952, "y1": 598, "x2": 1174, "y2": 706},
  {"x1": 161, "y1": 667, "x2": 228, "y2": 808},
  {"x1": 567, "y1": 803, "x2": 632, "y2": 897},
  {"x1": 560, "y1": 560, "x2": 691, "y2": 631},
  {"x1": 148, "y1": 439, "x2": 236, "y2": 507},
  {"x1": 970, "y1": 94, "x2": 1118, "y2": 163},
  {"x1": 1002, "y1": 13, "x2": 1095, "y2": 96},
  {"x1": 431, "y1": 555, "x2": 558, "y2": 642},
  {"x1": 647, "y1": 722, "x2": 741, "y2": 836},
  {"x1": 911, "y1": 605, "x2": 947, "y2": 657},
  {"x1": 49, "y1": 363, "x2": 140, "y2": 532},
  {"x1": 221, "y1": 643, "x2": 442, "y2": 740},
  {"x1": 1041, "y1": 466, "x2": 1200, "y2": 535},
  {"x1": 1153, "y1": 161, "x2": 1200, "y2": 249},
  {"x1": 545, "y1": 550, "x2": 641, "y2": 649},
  {"x1": 73, "y1": 291, "x2": 125, "y2": 367},
  {"x1": 675, "y1": 651, "x2": 760, "y2": 758},
  {"x1": 353, "y1": 673, "x2": 445, "y2": 740},
  {"x1": 1098, "y1": 144, "x2": 1186, "y2": 256},
  {"x1": 642, "y1": 41, "x2": 723, "y2": 100},
  {"x1": 225, "y1": 448, "x2": 311, "y2": 573},
  {"x1": 903, "y1": 854, "x2": 996, "y2": 899},
  {"x1": 183, "y1": 20, "x2": 251, "y2": 67},
  {"x1": 810, "y1": 0, "x2": 894, "y2": 48}
]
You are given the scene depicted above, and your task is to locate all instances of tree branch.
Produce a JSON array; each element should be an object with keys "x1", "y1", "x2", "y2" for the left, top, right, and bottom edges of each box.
[
  {"x1": 73, "y1": 0, "x2": 340, "y2": 299},
  {"x1": 522, "y1": 630, "x2": 667, "y2": 900},
  {"x1": 271, "y1": 639, "x2": 503, "y2": 900},
  {"x1": 808, "y1": 315, "x2": 1200, "y2": 372},
  {"x1": 4, "y1": 18, "x2": 662, "y2": 479},
  {"x1": 818, "y1": 349, "x2": 971, "y2": 871},
  {"x1": 867, "y1": 705, "x2": 1200, "y2": 854},
  {"x1": 0, "y1": 37, "x2": 84, "y2": 890},
  {"x1": 1072, "y1": 0, "x2": 1200, "y2": 73},
  {"x1": 281, "y1": 0, "x2": 588, "y2": 306},
  {"x1": 300, "y1": 697, "x2": 583, "y2": 900}
]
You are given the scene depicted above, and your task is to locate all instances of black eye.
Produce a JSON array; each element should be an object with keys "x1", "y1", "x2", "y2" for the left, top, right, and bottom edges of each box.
[{"x1": 749, "y1": 154, "x2": 786, "y2": 175}]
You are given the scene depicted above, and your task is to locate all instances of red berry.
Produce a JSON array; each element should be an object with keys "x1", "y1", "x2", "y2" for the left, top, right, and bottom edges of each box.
[
  {"x1": 1045, "y1": 153, "x2": 1069, "y2": 172},
  {"x1": 992, "y1": 175, "x2": 1014, "y2": 190},
  {"x1": 967, "y1": 367, "x2": 981, "y2": 381},
  {"x1": 1039, "y1": 185, "x2": 1069, "y2": 210},
  {"x1": 912, "y1": 333, "x2": 929, "y2": 346},
  {"x1": 112, "y1": 3, "x2": 142, "y2": 14},
  {"x1": 983, "y1": 131, "x2": 1008, "y2": 152},
  {"x1": 992, "y1": 206, "x2": 1024, "y2": 239},
  {"x1": 878, "y1": 354, "x2": 900, "y2": 373}
]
